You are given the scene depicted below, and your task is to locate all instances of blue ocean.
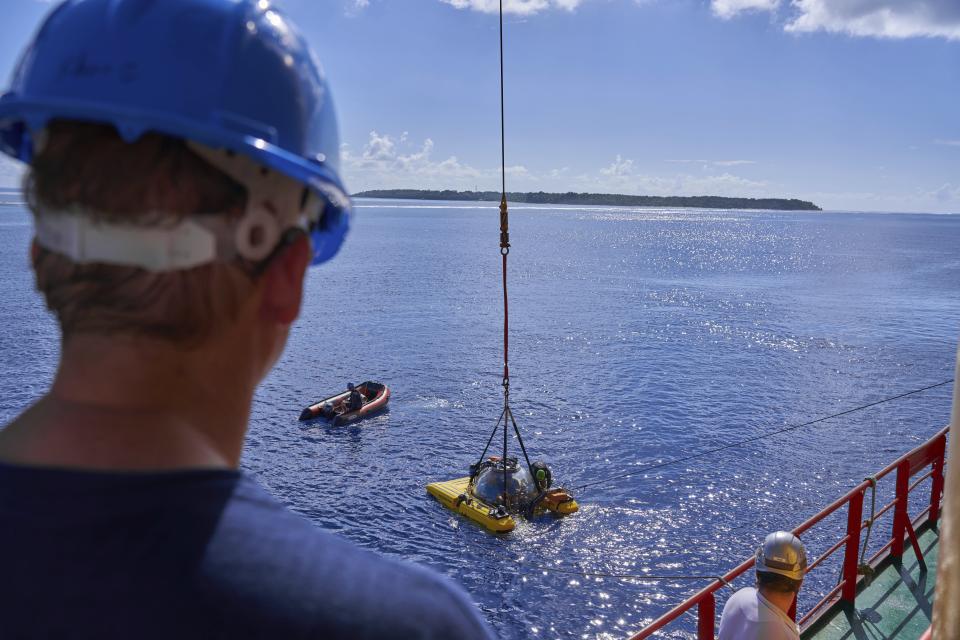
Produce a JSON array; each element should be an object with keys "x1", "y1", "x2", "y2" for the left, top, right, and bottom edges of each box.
[{"x1": 1, "y1": 197, "x2": 957, "y2": 639}]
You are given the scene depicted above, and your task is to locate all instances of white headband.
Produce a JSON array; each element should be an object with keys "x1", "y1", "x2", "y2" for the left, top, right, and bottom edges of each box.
[
  {"x1": 33, "y1": 210, "x2": 239, "y2": 272},
  {"x1": 31, "y1": 141, "x2": 324, "y2": 273}
]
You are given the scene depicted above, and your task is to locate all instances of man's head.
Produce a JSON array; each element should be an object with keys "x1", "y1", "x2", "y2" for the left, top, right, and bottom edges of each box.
[
  {"x1": 26, "y1": 121, "x2": 251, "y2": 344},
  {"x1": 756, "y1": 569, "x2": 802, "y2": 596},
  {"x1": 22, "y1": 121, "x2": 320, "y2": 397},
  {"x1": 755, "y1": 531, "x2": 807, "y2": 596},
  {"x1": 0, "y1": 0, "x2": 353, "y2": 353}
]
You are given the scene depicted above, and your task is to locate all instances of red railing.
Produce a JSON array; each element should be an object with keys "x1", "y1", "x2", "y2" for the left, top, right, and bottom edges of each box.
[{"x1": 629, "y1": 426, "x2": 949, "y2": 640}]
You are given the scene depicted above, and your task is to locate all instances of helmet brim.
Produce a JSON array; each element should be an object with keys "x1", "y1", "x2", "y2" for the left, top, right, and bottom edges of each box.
[{"x1": 0, "y1": 98, "x2": 352, "y2": 265}]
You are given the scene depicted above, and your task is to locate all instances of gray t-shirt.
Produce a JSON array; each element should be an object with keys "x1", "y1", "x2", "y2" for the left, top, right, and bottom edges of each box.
[{"x1": 718, "y1": 587, "x2": 800, "y2": 640}]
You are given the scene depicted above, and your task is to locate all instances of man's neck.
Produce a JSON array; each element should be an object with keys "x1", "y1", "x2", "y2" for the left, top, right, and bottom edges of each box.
[
  {"x1": 758, "y1": 587, "x2": 797, "y2": 617},
  {"x1": 0, "y1": 332, "x2": 258, "y2": 471}
]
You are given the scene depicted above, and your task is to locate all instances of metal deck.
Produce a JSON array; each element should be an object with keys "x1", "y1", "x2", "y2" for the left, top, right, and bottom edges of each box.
[{"x1": 803, "y1": 523, "x2": 938, "y2": 640}]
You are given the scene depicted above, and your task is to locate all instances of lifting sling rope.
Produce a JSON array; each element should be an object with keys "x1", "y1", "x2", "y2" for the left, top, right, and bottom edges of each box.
[{"x1": 472, "y1": 0, "x2": 536, "y2": 506}]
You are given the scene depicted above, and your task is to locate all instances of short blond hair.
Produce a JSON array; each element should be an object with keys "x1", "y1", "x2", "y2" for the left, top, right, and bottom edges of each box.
[{"x1": 26, "y1": 121, "x2": 252, "y2": 344}]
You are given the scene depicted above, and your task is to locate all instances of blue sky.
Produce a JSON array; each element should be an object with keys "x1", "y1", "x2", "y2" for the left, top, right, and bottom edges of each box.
[{"x1": 1, "y1": 0, "x2": 958, "y2": 212}]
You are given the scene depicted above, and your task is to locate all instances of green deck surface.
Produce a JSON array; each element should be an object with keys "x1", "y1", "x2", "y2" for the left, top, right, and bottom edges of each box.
[{"x1": 802, "y1": 525, "x2": 938, "y2": 640}]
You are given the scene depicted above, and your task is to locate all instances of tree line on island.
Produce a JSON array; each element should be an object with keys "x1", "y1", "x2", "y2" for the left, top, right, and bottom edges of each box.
[{"x1": 353, "y1": 189, "x2": 822, "y2": 212}]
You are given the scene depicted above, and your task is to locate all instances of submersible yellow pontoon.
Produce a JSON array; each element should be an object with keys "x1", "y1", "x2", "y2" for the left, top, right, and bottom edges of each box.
[
  {"x1": 427, "y1": 456, "x2": 578, "y2": 534},
  {"x1": 426, "y1": 2, "x2": 577, "y2": 533}
]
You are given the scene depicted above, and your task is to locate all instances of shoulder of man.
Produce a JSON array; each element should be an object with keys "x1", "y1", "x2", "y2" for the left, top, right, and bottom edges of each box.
[
  {"x1": 203, "y1": 475, "x2": 497, "y2": 639},
  {"x1": 718, "y1": 587, "x2": 759, "y2": 640},
  {"x1": 721, "y1": 586, "x2": 757, "y2": 613}
]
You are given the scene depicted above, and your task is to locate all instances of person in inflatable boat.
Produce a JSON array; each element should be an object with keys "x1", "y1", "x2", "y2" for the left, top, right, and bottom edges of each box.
[{"x1": 346, "y1": 382, "x2": 364, "y2": 412}]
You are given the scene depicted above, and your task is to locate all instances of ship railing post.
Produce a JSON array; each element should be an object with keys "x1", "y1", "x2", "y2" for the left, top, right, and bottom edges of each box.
[
  {"x1": 891, "y1": 460, "x2": 910, "y2": 559},
  {"x1": 841, "y1": 488, "x2": 864, "y2": 604},
  {"x1": 697, "y1": 592, "x2": 715, "y2": 640},
  {"x1": 929, "y1": 434, "x2": 946, "y2": 525}
]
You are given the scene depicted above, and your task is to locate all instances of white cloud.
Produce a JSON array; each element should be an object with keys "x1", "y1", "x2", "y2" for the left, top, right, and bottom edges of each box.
[
  {"x1": 504, "y1": 165, "x2": 532, "y2": 178},
  {"x1": 667, "y1": 159, "x2": 757, "y2": 167},
  {"x1": 361, "y1": 130, "x2": 397, "y2": 161},
  {"x1": 440, "y1": 0, "x2": 582, "y2": 16},
  {"x1": 342, "y1": 135, "x2": 960, "y2": 212},
  {"x1": 342, "y1": 138, "x2": 777, "y2": 199},
  {"x1": 570, "y1": 155, "x2": 772, "y2": 198},
  {"x1": 935, "y1": 139, "x2": 960, "y2": 147},
  {"x1": 713, "y1": 160, "x2": 756, "y2": 167},
  {"x1": 709, "y1": 0, "x2": 960, "y2": 40},
  {"x1": 342, "y1": 131, "x2": 490, "y2": 191},
  {"x1": 345, "y1": 0, "x2": 369, "y2": 17},
  {"x1": 928, "y1": 183, "x2": 960, "y2": 204},
  {"x1": 629, "y1": 172, "x2": 771, "y2": 198},
  {"x1": 600, "y1": 154, "x2": 634, "y2": 177},
  {"x1": 809, "y1": 184, "x2": 960, "y2": 213},
  {"x1": 711, "y1": 0, "x2": 780, "y2": 20},
  {"x1": 785, "y1": 0, "x2": 960, "y2": 40}
]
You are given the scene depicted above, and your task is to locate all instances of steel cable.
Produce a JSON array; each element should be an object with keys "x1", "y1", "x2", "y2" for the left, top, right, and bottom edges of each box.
[{"x1": 570, "y1": 379, "x2": 954, "y2": 493}]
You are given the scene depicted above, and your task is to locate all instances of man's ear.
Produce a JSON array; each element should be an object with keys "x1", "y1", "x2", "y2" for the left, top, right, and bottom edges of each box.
[{"x1": 259, "y1": 232, "x2": 311, "y2": 325}]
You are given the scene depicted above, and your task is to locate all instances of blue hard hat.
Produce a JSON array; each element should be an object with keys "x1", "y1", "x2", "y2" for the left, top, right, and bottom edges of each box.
[{"x1": 0, "y1": 0, "x2": 350, "y2": 266}]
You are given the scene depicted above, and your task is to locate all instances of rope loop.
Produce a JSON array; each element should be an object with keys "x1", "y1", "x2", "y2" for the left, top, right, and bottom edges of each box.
[
  {"x1": 858, "y1": 474, "x2": 879, "y2": 576},
  {"x1": 501, "y1": 246, "x2": 510, "y2": 256}
]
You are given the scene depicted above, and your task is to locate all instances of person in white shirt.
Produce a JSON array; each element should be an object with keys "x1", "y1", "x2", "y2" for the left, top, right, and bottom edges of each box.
[{"x1": 719, "y1": 531, "x2": 808, "y2": 640}]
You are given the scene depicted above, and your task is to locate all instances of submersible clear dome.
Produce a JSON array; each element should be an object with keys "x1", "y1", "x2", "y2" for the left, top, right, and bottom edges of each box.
[{"x1": 470, "y1": 458, "x2": 539, "y2": 509}]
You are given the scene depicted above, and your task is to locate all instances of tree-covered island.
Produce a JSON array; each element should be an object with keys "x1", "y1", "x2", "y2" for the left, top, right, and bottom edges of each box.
[{"x1": 353, "y1": 189, "x2": 821, "y2": 211}]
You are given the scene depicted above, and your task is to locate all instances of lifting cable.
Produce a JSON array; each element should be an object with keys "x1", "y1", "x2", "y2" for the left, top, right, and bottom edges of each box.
[
  {"x1": 520, "y1": 563, "x2": 736, "y2": 589},
  {"x1": 497, "y1": 0, "x2": 512, "y2": 415},
  {"x1": 472, "y1": 0, "x2": 536, "y2": 497},
  {"x1": 570, "y1": 378, "x2": 954, "y2": 493}
]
